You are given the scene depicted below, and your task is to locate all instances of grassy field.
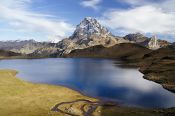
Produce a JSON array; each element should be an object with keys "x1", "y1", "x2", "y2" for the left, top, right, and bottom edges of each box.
[
  {"x1": 0, "y1": 70, "x2": 95, "y2": 116},
  {"x1": 0, "y1": 70, "x2": 175, "y2": 116}
]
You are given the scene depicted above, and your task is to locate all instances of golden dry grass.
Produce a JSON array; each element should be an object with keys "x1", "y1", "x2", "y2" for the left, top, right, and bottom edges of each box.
[
  {"x1": 0, "y1": 70, "x2": 95, "y2": 116},
  {"x1": 0, "y1": 70, "x2": 174, "y2": 116}
]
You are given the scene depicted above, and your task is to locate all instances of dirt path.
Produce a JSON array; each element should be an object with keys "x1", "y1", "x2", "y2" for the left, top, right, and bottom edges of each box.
[{"x1": 51, "y1": 99, "x2": 107, "y2": 116}]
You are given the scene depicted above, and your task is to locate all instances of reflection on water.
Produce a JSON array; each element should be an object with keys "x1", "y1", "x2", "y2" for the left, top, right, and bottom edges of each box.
[{"x1": 0, "y1": 58, "x2": 175, "y2": 108}]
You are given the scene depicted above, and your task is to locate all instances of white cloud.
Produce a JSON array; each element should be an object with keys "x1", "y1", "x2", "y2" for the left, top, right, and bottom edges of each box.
[
  {"x1": 120, "y1": 0, "x2": 148, "y2": 5},
  {"x1": 80, "y1": 0, "x2": 101, "y2": 10},
  {"x1": 0, "y1": 0, "x2": 74, "y2": 41},
  {"x1": 154, "y1": 0, "x2": 175, "y2": 13},
  {"x1": 99, "y1": 0, "x2": 175, "y2": 41},
  {"x1": 121, "y1": 0, "x2": 175, "y2": 13}
]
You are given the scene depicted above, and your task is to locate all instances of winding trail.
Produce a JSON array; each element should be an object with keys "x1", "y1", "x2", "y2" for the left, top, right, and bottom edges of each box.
[{"x1": 51, "y1": 99, "x2": 110, "y2": 116}]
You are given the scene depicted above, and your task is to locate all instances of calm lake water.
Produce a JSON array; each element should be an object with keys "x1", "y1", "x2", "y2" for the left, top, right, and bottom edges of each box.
[{"x1": 0, "y1": 58, "x2": 175, "y2": 108}]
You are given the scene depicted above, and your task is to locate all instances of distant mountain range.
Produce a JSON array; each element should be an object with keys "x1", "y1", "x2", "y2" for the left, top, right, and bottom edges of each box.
[
  {"x1": 0, "y1": 17, "x2": 172, "y2": 56},
  {"x1": 0, "y1": 40, "x2": 56, "y2": 54}
]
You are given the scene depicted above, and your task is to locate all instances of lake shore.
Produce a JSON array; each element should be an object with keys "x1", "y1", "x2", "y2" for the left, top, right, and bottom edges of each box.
[
  {"x1": 116, "y1": 58, "x2": 175, "y2": 94},
  {"x1": 65, "y1": 43, "x2": 175, "y2": 94},
  {"x1": 0, "y1": 69, "x2": 175, "y2": 116},
  {"x1": 138, "y1": 46, "x2": 175, "y2": 93},
  {"x1": 1, "y1": 44, "x2": 175, "y2": 95},
  {"x1": 0, "y1": 70, "x2": 96, "y2": 116},
  {"x1": 1, "y1": 54, "x2": 175, "y2": 94}
]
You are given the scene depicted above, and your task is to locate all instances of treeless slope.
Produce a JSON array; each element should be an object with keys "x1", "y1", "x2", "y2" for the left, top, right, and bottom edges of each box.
[
  {"x1": 66, "y1": 43, "x2": 152, "y2": 60},
  {"x1": 0, "y1": 50, "x2": 20, "y2": 57},
  {"x1": 0, "y1": 49, "x2": 21, "y2": 58},
  {"x1": 140, "y1": 45, "x2": 175, "y2": 92}
]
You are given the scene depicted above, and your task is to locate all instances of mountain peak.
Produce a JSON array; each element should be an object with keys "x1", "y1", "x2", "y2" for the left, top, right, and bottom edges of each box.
[
  {"x1": 84, "y1": 17, "x2": 94, "y2": 21},
  {"x1": 70, "y1": 17, "x2": 111, "y2": 40}
]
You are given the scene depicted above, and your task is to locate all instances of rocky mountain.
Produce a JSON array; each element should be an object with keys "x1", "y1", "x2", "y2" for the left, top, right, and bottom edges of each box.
[
  {"x1": 0, "y1": 17, "x2": 171, "y2": 56},
  {"x1": 0, "y1": 40, "x2": 54, "y2": 54},
  {"x1": 29, "y1": 46, "x2": 60, "y2": 57},
  {"x1": 124, "y1": 33, "x2": 149, "y2": 43},
  {"x1": 70, "y1": 17, "x2": 111, "y2": 40},
  {"x1": 124, "y1": 33, "x2": 169, "y2": 50},
  {"x1": 0, "y1": 40, "x2": 35, "y2": 50},
  {"x1": 57, "y1": 17, "x2": 128, "y2": 54}
]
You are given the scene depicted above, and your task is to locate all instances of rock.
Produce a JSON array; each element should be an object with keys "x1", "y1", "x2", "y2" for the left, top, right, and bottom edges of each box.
[
  {"x1": 124, "y1": 33, "x2": 170, "y2": 50},
  {"x1": 148, "y1": 35, "x2": 160, "y2": 50},
  {"x1": 70, "y1": 17, "x2": 112, "y2": 40},
  {"x1": 124, "y1": 33, "x2": 149, "y2": 43},
  {"x1": 57, "y1": 17, "x2": 127, "y2": 54}
]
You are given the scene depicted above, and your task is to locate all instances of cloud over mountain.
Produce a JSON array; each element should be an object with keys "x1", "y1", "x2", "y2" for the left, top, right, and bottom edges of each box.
[
  {"x1": 100, "y1": 0, "x2": 175, "y2": 41},
  {"x1": 0, "y1": 0, "x2": 174, "y2": 42}
]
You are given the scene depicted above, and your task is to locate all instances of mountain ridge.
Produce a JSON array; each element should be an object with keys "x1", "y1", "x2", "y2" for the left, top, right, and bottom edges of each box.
[{"x1": 0, "y1": 17, "x2": 172, "y2": 56}]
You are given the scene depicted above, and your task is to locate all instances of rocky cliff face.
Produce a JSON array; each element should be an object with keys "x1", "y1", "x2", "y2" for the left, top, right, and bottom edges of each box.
[
  {"x1": 148, "y1": 36, "x2": 160, "y2": 50},
  {"x1": 70, "y1": 17, "x2": 112, "y2": 40}
]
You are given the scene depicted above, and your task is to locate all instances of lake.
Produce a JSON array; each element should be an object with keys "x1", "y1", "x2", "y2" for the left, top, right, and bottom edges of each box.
[{"x1": 0, "y1": 58, "x2": 175, "y2": 108}]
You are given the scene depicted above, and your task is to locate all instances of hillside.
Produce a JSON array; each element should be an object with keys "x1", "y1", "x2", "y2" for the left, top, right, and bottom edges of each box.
[
  {"x1": 0, "y1": 49, "x2": 21, "y2": 58},
  {"x1": 140, "y1": 45, "x2": 175, "y2": 92},
  {"x1": 66, "y1": 43, "x2": 152, "y2": 60}
]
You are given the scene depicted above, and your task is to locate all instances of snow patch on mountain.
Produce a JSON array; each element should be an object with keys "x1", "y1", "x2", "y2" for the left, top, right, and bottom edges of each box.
[{"x1": 70, "y1": 17, "x2": 111, "y2": 40}]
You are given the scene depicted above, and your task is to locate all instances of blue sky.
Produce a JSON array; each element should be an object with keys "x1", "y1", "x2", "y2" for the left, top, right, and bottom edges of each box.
[{"x1": 0, "y1": 0, "x2": 175, "y2": 42}]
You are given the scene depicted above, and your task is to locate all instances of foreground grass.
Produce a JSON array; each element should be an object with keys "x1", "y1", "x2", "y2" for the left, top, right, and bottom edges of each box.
[
  {"x1": 0, "y1": 70, "x2": 95, "y2": 116},
  {"x1": 0, "y1": 70, "x2": 175, "y2": 116}
]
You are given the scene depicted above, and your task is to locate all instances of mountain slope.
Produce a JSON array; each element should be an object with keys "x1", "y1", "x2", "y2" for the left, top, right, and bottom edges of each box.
[
  {"x1": 140, "y1": 45, "x2": 175, "y2": 92},
  {"x1": 70, "y1": 17, "x2": 112, "y2": 40},
  {"x1": 66, "y1": 43, "x2": 152, "y2": 60},
  {"x1": 0, "y1": 50, "x2": 21, "y2": 58}
]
